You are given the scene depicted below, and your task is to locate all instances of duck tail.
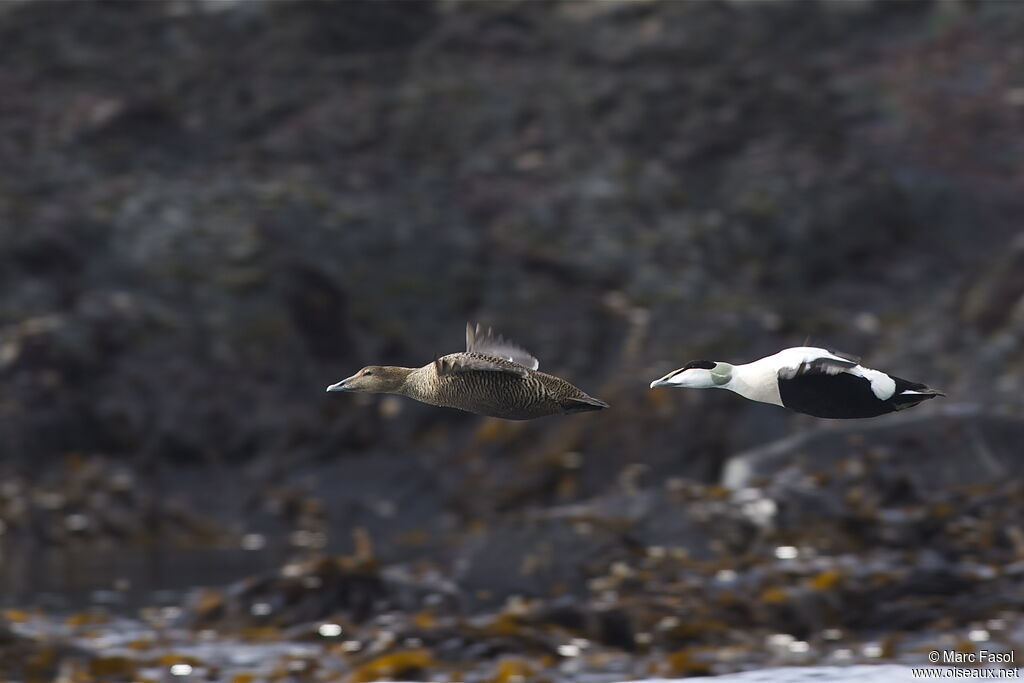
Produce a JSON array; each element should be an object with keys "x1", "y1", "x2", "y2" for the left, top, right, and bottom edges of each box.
[
  {"x1": 561, "y1": 395, "x2": 610, "y2": 413},
  {"x1": 891, "y1": 376, "x2": 945, "y2": 410}
]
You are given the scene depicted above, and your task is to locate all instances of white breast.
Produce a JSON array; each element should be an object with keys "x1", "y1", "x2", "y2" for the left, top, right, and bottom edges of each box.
[{"x1": 727, "y1": 357, "x2": 785, "y2": 406}]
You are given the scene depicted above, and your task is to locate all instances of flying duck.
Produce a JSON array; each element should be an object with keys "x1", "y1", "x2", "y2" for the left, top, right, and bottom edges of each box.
[
  {"x1": 326, "y1": 323, "x2": 609, "y2": 420},
  {"x1": 649, "y1": 346, "x2": 944, "y2": 419}
]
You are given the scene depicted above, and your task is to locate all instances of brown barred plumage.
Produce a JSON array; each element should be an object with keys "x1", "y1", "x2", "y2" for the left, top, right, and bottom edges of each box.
[{"x1": 326, "y1": 324, "x2": 608, "y2": 420}]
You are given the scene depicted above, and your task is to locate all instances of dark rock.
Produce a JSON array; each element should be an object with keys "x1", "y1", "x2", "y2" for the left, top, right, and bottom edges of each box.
[{"x1": 722, "y1": 408, "x2": 1023, "y2": 492}]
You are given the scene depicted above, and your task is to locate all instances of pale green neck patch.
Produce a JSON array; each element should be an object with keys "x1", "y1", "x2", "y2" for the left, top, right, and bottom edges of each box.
[{"x1": 710, "y1": 363, "x2": 733, "y2": 386}]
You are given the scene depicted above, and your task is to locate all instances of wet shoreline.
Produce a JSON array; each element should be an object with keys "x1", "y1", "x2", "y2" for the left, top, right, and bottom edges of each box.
[{"x1": 5, "y1": 410, "x2": 1024, "y2": 680}]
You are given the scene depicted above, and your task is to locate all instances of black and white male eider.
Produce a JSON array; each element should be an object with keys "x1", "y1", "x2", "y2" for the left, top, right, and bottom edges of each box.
[{"x1": 649, "y1": 347, "x2": 944, "y2": 419}]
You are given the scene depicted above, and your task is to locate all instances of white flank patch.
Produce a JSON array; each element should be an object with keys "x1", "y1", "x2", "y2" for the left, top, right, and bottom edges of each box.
[{"x1": 849, "y1": 366, "x2": 896, "y2": 400}]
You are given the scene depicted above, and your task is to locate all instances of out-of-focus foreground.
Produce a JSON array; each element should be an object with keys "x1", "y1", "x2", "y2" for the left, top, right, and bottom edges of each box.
[{"x1": 1, "y1": 1, "x2": 1024, "y2": 680}]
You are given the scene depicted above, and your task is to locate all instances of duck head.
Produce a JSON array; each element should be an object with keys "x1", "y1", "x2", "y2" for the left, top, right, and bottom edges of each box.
[
  {"x1": 326, "y1": 365, "x2": 411, "y2": 394},
  {"x1": 650, "y1": 360, "x2": 733, "y2": 389}
]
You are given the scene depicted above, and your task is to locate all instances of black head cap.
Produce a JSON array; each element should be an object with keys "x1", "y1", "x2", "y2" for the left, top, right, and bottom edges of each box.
[{"x1": 683, "y1": 360, "x2": 716, "y2": 370}]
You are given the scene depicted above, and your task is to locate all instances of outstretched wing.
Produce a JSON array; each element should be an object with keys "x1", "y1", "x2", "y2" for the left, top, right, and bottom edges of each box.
[
  {"x1": 825, "y1": 346, "x2": 860, "y2": 365},
  {"x1": 465, "y1": 322, "x2": 539, "y2": 370},
  {"x1": 435, "y1": 353, "x2": 530, "y2": 378},
  {"x1": 777, "y1": 348, "x2": 859, "y2": 381}
]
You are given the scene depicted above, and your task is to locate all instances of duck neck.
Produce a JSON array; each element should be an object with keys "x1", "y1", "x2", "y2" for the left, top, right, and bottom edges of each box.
[
  {"x1": 724, "y1": 361, "x2": 783, "y2": 406},
  {"x1": 374, "y1": 366, "x2": 418, "y2": 395},
  {"x1": 397, "y1": 366, "x2": 433, "y2": 400},
  {"x1": 709, "y1": 363, "x2": 734, "y2": 387}
]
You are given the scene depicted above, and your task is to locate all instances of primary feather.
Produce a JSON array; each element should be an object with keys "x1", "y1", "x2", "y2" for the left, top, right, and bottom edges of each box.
[{"x1": 465, "y1": 322, "x2": 540, "y2": 370}]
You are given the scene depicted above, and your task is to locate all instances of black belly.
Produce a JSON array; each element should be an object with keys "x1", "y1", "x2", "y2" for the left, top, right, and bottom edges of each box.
[{"x1": 778, "y1": 373, "x2": 893, "y2": 419}]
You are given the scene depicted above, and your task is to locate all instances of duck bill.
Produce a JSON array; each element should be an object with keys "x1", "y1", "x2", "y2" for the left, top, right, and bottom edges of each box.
[
  {"x1": 326, "y1": 375, "x2": 357, "y2": 392},
  {"x1": 647, "y1": 368, "x2": 688, "y2": 389},
  {"x1": 649, "y1": 370, "x2": 681, "y2": 389}
]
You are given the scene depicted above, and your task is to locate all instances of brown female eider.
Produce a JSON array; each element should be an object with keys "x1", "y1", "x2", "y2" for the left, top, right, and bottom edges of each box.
[{"x1": 326, "y1": 323, "x2": 609, "y2": 420}]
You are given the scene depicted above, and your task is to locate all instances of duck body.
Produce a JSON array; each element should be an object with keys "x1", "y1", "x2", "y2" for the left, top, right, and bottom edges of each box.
[
  {"x1": 407, "y1": 354, "x2": 606, "y2": 420},
  {"x1": 650, "y1": 346, "x2": 944, "y2": 419},
  {"x1": 327, "y1": 324, "x2": 608, "y2": 420}
]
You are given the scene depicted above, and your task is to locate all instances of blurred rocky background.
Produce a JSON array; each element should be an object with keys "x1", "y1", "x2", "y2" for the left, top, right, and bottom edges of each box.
[{"x1": 2, "y1": 1, "x2": 1024, "y2": 681}]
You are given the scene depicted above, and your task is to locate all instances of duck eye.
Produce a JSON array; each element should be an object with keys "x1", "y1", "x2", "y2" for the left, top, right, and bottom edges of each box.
[{"x1": 364, "y1": 369, "x2": 373, "y2": 376}]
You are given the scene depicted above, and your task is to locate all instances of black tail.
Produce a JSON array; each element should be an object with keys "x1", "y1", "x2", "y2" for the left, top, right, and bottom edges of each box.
[{"x1": 890, "y1": 375, "x2": 945, "y2": 410}]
